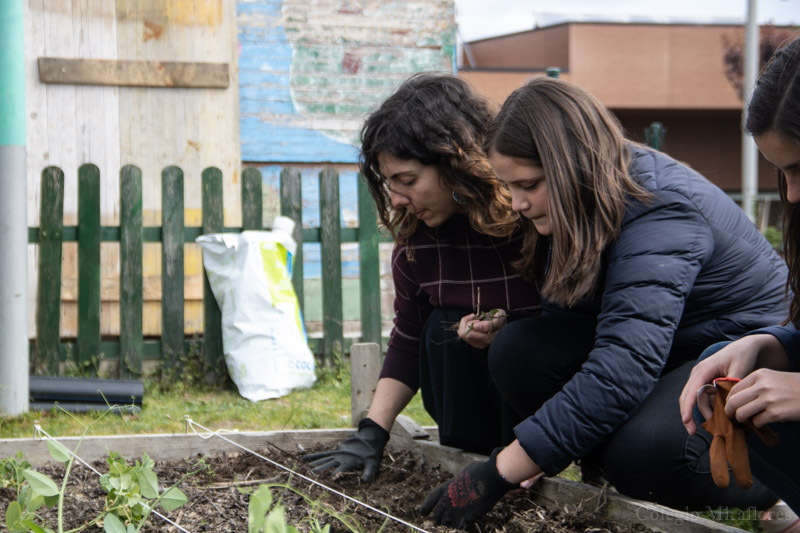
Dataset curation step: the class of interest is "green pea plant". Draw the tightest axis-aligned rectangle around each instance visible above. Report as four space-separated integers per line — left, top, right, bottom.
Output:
98 451 191 533
245 482 393 533
1 405 199 533
2 451 58 533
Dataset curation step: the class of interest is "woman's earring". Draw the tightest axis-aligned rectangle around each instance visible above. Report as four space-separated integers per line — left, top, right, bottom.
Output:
452 191 467 205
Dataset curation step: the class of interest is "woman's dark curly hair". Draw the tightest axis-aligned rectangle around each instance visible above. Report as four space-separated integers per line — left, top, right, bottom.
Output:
359 73 517 241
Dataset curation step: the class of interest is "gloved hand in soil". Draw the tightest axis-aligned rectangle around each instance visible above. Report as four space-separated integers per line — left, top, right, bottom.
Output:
701 377 779 489
419 447 517 529
302 417 390 483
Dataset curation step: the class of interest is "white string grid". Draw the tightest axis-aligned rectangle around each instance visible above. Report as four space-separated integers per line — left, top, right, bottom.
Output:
183 416 431 533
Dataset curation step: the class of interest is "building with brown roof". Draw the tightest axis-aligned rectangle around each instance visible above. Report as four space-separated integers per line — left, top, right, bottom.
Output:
458 22 799 221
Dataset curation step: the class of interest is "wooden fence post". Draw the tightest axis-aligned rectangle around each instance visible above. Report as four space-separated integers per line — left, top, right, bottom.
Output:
350 342 381 425
242 168 263 230
36 167 65 375
357 174 382 347
162 166 185 371
280 168 303 309
120 165 143 378
77 164 101 368
319 168 343 363
201 167 224 380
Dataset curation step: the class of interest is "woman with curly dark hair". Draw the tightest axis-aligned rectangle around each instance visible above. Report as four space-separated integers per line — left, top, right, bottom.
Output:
303 73 541 482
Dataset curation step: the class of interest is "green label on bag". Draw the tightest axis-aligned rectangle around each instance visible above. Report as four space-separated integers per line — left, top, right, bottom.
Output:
260 242 304 334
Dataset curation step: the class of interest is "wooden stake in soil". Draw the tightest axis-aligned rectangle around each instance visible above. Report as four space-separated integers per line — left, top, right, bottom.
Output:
350 342 381 425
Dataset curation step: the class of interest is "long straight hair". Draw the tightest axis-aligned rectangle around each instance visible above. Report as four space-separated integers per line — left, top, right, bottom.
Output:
487 77 651 307
359 73 517 243
746 37 800 326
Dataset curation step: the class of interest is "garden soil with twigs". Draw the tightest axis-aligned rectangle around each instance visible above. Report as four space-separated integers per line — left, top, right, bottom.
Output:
0 443 654 532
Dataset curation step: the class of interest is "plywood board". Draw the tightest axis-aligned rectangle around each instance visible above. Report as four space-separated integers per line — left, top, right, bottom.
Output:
38 57 230 88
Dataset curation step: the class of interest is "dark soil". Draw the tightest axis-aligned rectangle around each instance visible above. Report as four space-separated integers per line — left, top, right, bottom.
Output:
0 444 653 532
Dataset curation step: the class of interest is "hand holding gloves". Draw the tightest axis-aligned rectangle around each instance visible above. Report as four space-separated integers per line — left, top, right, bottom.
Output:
701 377 779 489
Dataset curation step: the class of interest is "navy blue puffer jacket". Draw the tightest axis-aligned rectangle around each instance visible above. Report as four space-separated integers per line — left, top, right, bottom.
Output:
515 145 789 475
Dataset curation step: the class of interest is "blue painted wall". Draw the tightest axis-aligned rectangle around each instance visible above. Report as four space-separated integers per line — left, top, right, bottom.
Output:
237 0 455 164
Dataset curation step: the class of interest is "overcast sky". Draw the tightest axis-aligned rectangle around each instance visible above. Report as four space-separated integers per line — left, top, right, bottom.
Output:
455 0 800 42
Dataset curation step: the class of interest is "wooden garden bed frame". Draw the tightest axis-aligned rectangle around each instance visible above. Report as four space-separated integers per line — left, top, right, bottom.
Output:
1 343 747 533
0 422 746 533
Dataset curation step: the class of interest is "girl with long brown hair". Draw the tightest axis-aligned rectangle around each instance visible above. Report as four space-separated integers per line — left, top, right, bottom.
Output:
420 76 789 529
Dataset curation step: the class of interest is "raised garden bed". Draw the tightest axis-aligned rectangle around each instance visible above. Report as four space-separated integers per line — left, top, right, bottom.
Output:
0 419 747 533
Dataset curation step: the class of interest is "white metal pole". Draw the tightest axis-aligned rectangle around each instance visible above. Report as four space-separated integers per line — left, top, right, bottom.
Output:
0 2 29 415
741 0 759 222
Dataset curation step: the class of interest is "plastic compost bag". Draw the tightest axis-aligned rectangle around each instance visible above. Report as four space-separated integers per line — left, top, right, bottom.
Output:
196 217 316 401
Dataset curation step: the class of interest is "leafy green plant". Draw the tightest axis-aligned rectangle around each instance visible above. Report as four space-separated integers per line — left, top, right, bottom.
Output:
245 483 372 533
99 451 188 532
247 484 300 533
0 452 30 492
2 452 56 533
314 344 348 385
153 337 233 393
2 403 200 533
763 225 783 252
62 344 101 378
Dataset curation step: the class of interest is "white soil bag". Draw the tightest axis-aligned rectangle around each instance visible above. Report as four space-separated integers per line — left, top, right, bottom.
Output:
196 217 316 400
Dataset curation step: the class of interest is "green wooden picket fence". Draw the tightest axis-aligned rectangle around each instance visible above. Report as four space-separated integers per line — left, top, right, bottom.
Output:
28 164 385 379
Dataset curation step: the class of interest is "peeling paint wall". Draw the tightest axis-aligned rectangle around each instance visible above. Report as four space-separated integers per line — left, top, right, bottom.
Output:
237 0 456 163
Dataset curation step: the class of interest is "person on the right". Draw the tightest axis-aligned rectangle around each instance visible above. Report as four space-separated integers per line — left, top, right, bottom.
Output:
680 37 800 514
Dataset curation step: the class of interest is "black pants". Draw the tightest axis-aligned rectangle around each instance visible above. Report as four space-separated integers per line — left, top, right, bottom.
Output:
488 312 777 511
418 308 520 455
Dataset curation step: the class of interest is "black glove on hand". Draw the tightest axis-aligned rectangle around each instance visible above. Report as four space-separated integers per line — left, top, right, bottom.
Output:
302 417 390 483
419 447 517 529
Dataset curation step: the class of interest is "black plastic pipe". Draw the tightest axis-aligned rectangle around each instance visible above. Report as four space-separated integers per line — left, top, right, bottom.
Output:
29 376 143 406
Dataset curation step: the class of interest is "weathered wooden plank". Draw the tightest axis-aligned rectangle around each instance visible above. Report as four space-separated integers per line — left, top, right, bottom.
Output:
0 429 354 469
77 164 102 369
242 167 263 230
280 168 304 308
36 167 65 375
38 57 230 88
527 475 745 533
162 166 185 370
120 165 143 378
319 168 343 361
350 343 381 425
357 174 382 346
202 167 224 378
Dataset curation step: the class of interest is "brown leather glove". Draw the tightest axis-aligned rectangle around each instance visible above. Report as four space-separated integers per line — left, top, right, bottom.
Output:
701 377 780 489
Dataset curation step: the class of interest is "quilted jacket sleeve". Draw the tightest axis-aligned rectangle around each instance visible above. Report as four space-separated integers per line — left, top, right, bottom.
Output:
514 189 714 474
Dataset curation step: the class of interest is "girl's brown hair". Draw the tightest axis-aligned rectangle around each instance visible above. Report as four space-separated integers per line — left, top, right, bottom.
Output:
746 37 800 326
359 73 517 242
487 77 651 307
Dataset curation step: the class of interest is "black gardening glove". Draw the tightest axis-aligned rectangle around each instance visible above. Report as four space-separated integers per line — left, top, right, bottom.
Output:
419 447 517 529
302 417 390 482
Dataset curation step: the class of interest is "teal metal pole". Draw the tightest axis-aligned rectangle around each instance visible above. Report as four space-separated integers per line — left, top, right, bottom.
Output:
0 2 29 415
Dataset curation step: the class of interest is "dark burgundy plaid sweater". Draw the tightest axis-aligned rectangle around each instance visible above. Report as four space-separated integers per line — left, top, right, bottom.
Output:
380 215 542 390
